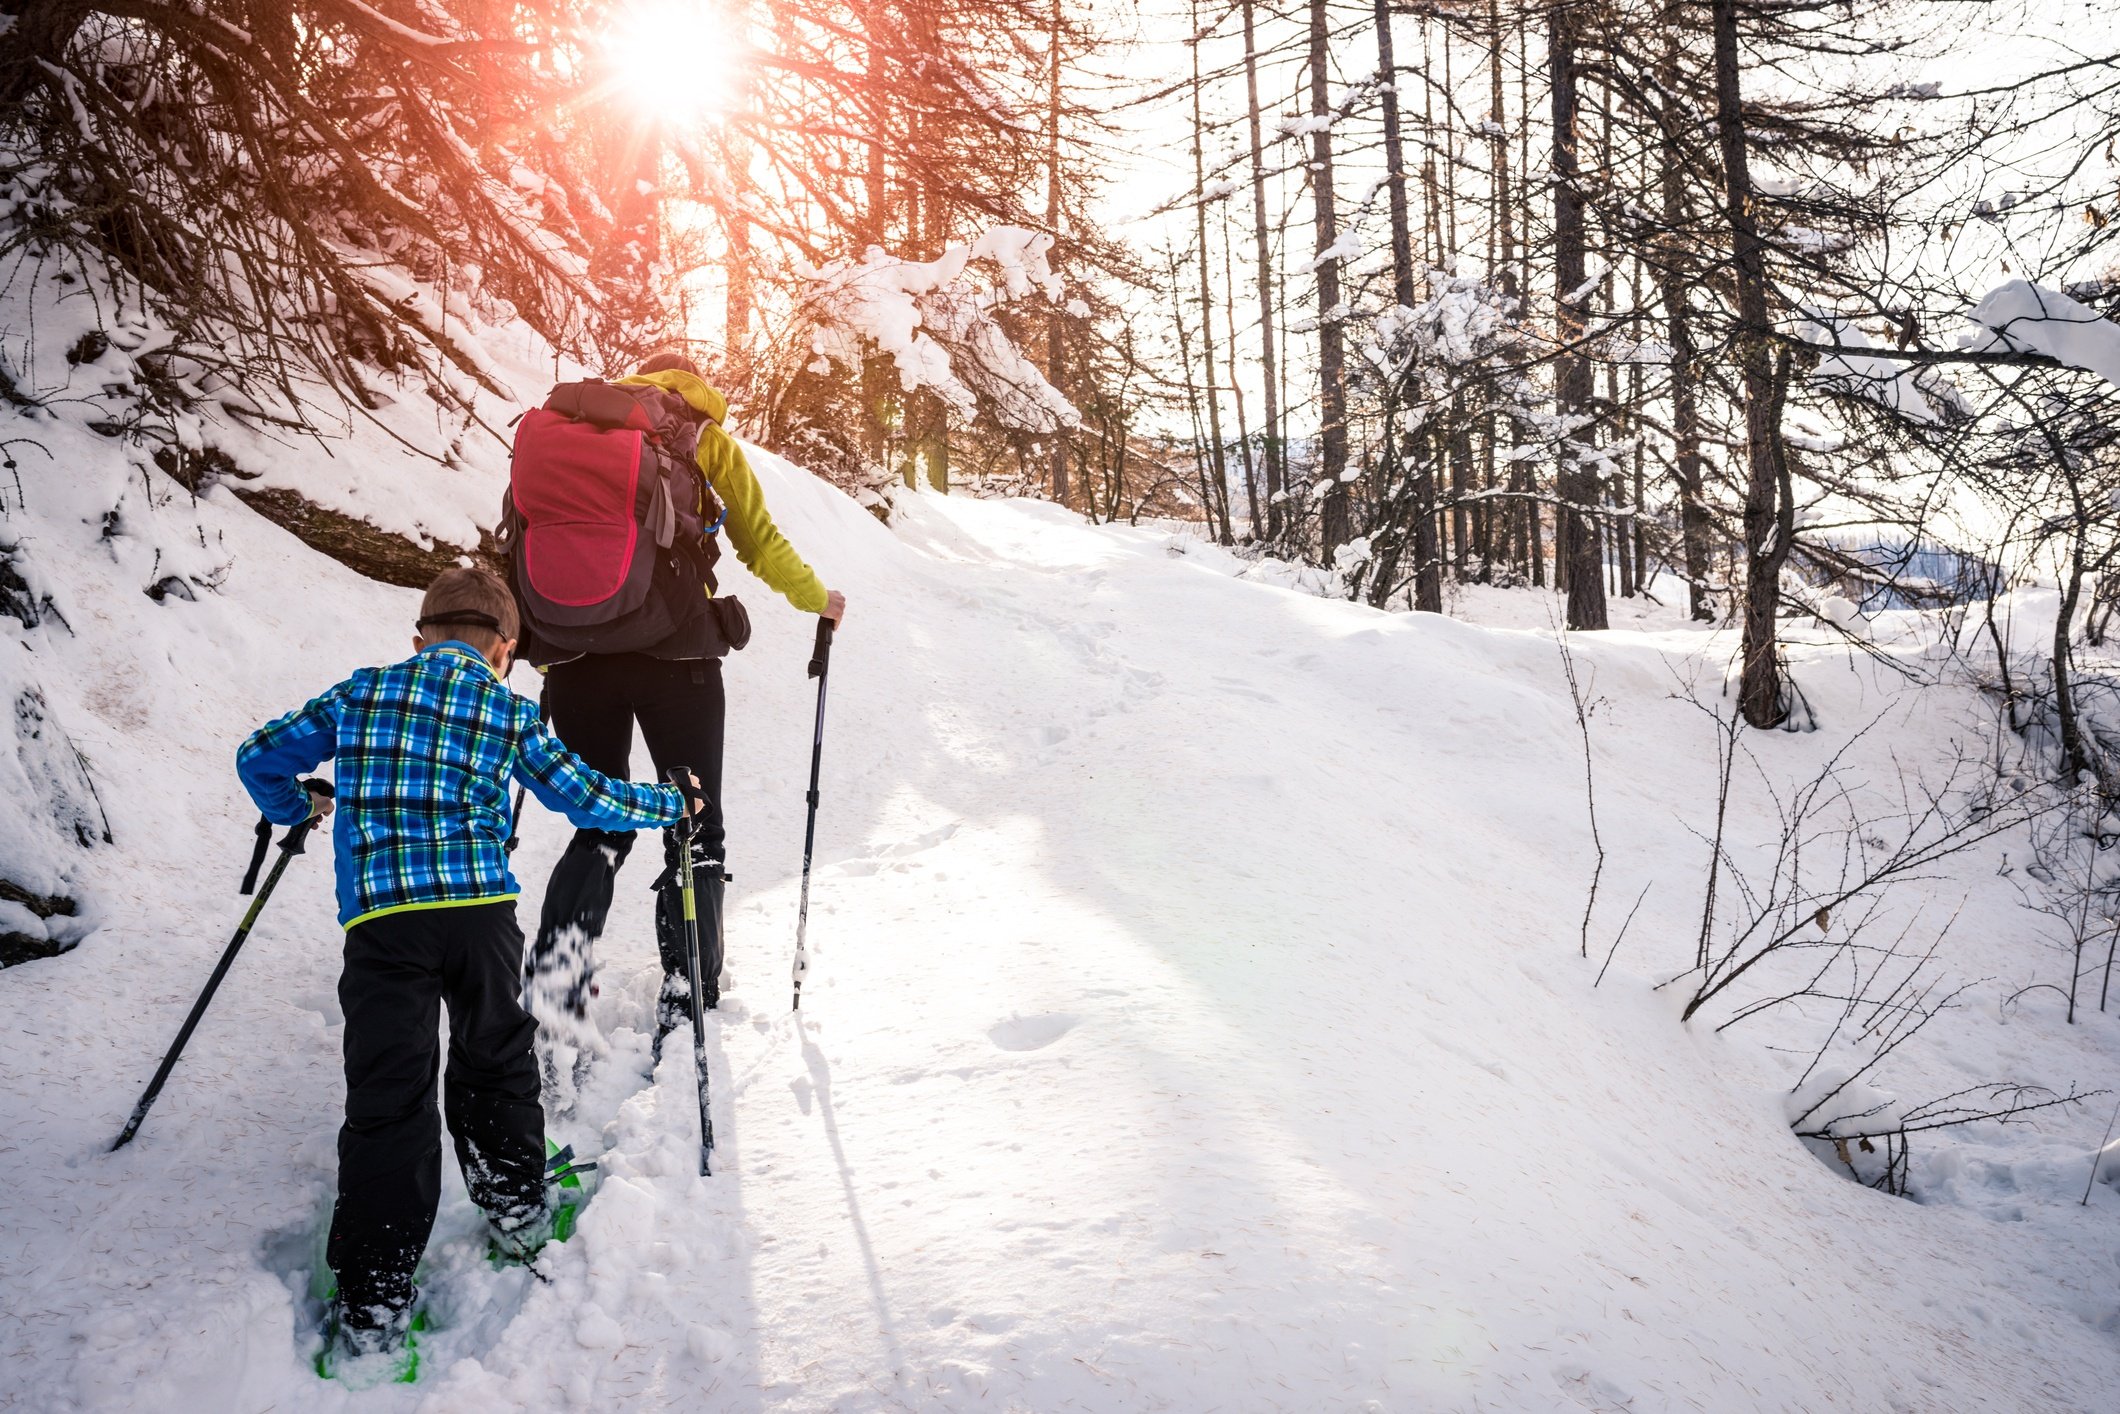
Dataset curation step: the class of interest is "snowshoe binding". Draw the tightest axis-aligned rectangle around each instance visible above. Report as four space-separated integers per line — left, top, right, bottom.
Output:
316 1298 427 1386
487 1138 598 1267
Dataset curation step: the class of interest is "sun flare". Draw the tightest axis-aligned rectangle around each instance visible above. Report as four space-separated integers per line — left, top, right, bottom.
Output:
604 1 736 123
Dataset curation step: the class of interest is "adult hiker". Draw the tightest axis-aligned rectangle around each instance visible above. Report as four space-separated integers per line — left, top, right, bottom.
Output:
234 568 702 1380
513 350 846 1051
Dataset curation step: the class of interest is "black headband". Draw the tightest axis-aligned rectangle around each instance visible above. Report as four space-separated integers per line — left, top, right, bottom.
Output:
418 610 504 631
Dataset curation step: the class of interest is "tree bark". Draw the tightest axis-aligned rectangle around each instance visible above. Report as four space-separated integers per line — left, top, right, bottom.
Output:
1550 1 1607 630
1241 0 1284 540
1044 0 1070 507
1489 0 1516 303
1712 0 1788 724
1657 21 1714 620
861 0 887 245
1310 0 1350 558
1373 0 1439 609
1221 211 1263 540
1374 0 1416 311
1191 0 1233 545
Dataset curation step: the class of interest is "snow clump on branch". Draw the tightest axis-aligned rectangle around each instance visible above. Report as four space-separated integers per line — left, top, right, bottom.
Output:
800 226 1080 436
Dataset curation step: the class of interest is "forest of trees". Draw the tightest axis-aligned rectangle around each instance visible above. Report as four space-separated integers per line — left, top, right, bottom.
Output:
4 1 2119 744
1139 0 2120 740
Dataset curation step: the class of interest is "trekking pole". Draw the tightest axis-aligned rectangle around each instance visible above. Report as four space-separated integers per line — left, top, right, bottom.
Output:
506 681 549 855
111 780 334 1152
792 617 835 1011
669 767 714 1177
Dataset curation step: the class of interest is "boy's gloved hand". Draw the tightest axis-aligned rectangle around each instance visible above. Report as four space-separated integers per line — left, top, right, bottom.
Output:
670 769 708 838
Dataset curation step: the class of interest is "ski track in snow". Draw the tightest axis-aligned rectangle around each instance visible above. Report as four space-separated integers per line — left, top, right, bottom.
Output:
3 450 2119 1412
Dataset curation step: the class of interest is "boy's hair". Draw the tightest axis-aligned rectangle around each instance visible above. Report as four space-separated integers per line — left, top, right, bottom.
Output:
637 349 700 377
418 567 518 656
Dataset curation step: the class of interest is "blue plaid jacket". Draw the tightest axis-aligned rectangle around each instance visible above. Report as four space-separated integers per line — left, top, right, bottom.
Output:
236 642 682 928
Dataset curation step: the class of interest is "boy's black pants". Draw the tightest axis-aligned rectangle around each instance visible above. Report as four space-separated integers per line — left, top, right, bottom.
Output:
328 902 544 1329
532 653 726 1006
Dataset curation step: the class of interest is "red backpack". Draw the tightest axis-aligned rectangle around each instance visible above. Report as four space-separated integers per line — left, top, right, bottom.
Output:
499 380 730 666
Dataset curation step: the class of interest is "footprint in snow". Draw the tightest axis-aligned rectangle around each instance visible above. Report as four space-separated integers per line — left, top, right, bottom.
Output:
987 1013 1078 1052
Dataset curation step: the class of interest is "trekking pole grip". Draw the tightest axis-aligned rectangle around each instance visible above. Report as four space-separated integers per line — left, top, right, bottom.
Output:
808 617 834 680
282 778 336 857
239 778 335 891
668 766 704 836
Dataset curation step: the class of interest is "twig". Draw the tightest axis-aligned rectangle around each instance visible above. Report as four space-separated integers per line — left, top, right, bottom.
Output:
2085 1098 2120 1206
1553 618 1604 960
1595 883 1652 988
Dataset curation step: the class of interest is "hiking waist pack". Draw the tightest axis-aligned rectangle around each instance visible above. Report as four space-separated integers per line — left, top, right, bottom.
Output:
501 380 741 667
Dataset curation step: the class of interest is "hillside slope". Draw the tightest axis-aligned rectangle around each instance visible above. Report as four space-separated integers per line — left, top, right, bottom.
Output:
1 442 2116 1412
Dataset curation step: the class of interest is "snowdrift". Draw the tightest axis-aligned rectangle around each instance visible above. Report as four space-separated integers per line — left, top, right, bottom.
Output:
2 422 2118 1411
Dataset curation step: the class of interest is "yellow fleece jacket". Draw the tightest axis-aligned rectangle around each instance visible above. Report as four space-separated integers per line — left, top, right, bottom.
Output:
617 370 830 614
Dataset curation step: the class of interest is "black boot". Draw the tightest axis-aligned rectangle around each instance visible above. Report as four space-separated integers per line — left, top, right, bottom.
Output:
652 857 725 1061
525 829 634 1031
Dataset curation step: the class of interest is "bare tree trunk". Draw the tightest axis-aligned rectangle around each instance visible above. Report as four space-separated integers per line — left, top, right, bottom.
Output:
1374 0 1439 609
1221 210 1263 540
1421 17 1441 265
2056 510 2095 784
860 0 891 466
1712 0 1788 723
1045 0 1070 507
1192 0 1234 546
1492 0 1526 585
1489 0 1516 302
1441 19 1458 261
1631 350 1647 590
1241 0 1285 539
1550 1 1607 630
1657 22 1714 619
1602 89 1632 601
1311 0 1350 558
1374 0 1416 310
1167 248 1216 531
862 0 887 244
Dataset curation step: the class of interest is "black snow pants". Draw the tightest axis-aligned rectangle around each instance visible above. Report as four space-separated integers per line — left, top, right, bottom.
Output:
532 653 727 1010
328 901 544 1330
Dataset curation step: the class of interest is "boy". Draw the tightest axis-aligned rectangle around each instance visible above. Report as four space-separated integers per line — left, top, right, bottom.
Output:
237 567 697 1378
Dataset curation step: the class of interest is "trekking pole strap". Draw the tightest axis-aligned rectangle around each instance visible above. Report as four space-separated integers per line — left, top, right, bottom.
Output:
238 817 273 896
807 617 834 680
507 682 549 854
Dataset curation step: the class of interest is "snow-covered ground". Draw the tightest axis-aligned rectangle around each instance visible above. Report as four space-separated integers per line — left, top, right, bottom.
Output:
3 433 2118 1411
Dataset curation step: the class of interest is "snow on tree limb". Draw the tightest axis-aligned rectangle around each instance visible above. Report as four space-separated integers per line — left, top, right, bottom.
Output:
1963 280 2120 389
801 227 1080 436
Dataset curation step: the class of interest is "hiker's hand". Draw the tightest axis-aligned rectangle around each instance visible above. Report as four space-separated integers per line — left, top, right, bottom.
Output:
304 784 335 820
670 769 709 835
823 590 847 626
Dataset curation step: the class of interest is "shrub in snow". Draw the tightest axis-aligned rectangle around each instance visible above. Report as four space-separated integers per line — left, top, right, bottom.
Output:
1336 269 1548 606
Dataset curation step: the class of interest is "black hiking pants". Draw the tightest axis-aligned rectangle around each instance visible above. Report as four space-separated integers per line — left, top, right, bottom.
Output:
533 653 726 1007
328 901 544 1329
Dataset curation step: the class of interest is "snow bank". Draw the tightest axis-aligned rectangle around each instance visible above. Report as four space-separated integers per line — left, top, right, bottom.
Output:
0 233 567 564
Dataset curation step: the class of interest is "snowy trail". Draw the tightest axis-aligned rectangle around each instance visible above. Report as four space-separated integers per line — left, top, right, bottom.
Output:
4 455 2118 1411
